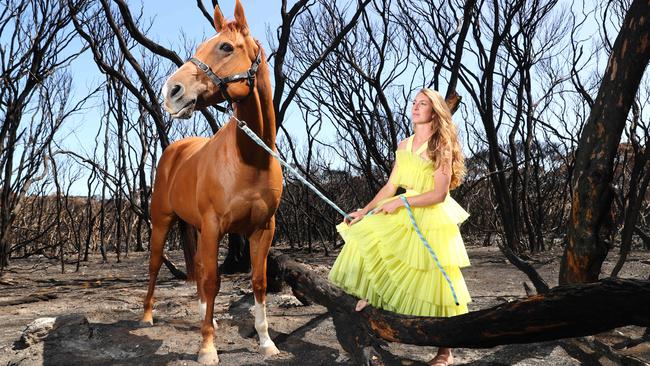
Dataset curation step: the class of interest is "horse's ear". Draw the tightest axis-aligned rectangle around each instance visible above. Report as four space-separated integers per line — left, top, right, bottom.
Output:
233 0 249 36
213 4 226 32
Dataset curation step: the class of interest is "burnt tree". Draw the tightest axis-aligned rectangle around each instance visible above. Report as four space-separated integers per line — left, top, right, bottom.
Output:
560 0 650 284
0 0 88 269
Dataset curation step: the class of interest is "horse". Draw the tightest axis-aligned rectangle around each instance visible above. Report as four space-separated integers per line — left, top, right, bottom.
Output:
141 1 282 364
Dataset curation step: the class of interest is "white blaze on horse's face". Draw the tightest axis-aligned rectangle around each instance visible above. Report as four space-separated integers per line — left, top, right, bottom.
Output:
161 37 221 120
162 22 257 120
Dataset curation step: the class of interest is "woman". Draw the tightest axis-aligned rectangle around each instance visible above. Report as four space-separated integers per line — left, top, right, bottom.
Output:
328 89 471 366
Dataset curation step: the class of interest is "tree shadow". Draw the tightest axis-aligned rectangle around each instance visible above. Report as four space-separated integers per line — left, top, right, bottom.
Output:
457 341 573 366
224 295 351 365
40 315 194 366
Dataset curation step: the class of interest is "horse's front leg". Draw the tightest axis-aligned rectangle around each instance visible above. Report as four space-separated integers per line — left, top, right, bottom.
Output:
196 216 223 365
249 217 280 357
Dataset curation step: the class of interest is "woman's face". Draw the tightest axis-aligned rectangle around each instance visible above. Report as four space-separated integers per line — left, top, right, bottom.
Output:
411 93 434 125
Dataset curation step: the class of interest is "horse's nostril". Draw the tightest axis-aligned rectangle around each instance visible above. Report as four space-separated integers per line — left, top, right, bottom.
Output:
170 84 182 98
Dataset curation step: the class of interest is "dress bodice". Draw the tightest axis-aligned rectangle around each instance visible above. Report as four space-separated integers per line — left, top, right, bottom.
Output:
390 135 436 193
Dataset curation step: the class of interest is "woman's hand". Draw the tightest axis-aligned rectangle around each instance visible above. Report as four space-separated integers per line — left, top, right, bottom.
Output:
344 209 367 226
376 199 404 214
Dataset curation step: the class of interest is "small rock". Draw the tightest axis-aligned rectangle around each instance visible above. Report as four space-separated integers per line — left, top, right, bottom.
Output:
275 294 303 308
216 313 233 321
17 314 89 348
19 317 56 346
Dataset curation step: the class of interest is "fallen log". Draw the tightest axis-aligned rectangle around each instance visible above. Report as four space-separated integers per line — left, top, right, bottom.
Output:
0 293 57 307
268 251 650 364
363 278 650 347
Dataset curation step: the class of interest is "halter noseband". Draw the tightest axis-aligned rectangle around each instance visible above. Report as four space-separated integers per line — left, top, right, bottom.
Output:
188 50 262 106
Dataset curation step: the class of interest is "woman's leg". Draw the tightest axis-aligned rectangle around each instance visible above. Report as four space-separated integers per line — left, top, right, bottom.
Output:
355 299 369 312
428 348 453 366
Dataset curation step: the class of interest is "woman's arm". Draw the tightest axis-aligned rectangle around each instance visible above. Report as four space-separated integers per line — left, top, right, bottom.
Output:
359 138 407 213
402 161 451 207
361 179 399 214
345 163 399 225
345 140 405 224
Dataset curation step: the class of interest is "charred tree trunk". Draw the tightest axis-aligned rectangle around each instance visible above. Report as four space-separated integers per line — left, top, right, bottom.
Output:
361 278 650 347
612 154 650 277
221 233 251 274
162 254 189 280
560 0 650 284
269 251 650 363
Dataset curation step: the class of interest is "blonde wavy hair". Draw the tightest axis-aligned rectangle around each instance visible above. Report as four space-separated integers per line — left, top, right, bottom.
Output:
418 89 466 189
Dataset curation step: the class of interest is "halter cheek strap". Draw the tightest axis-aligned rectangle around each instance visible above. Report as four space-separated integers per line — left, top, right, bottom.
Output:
188 50 262 106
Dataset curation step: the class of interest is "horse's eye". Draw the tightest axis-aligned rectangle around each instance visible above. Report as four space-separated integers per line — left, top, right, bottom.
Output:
220 43 234 53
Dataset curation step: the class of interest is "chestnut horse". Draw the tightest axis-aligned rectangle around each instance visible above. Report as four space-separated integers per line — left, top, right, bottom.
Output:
141 1 282 364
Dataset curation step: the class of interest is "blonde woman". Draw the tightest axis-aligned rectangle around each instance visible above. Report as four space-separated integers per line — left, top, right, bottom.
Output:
329 89 471 366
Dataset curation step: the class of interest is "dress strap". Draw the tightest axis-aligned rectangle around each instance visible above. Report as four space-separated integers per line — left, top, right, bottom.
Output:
414 139 429 156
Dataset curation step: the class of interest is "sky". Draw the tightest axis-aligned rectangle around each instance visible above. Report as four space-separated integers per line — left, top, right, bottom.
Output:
140 1 280 49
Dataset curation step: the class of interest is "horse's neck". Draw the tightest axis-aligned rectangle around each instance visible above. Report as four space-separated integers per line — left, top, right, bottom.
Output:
233 65 276 161
235 91 274 144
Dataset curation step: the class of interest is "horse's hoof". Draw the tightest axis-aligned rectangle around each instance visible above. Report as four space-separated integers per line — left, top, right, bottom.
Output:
197 349 219 365
260 343 280 358
140 317 153 327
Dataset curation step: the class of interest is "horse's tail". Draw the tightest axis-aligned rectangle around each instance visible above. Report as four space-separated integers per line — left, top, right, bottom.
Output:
178 219 197 281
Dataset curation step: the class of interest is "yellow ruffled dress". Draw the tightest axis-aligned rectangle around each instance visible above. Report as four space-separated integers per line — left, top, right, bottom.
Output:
328 135 471 317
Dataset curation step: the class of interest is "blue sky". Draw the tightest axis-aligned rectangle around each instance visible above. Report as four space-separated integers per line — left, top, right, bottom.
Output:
140 1 280 51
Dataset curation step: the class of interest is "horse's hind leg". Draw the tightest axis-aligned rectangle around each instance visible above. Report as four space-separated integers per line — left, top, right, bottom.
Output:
249 217 280 357
142 209 175 325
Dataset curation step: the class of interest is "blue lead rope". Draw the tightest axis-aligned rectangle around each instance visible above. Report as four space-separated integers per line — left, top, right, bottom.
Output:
234 116 352 221
399 195 460 306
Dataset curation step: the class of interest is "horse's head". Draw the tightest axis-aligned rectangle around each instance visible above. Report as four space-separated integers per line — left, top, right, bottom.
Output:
162 0 260 119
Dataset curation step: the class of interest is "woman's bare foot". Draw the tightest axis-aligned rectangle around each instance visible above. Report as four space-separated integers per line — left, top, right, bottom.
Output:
355 299 369 312
428 348 453 366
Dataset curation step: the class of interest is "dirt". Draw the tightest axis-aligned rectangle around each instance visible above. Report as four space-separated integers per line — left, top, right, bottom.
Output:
0 244 649 366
